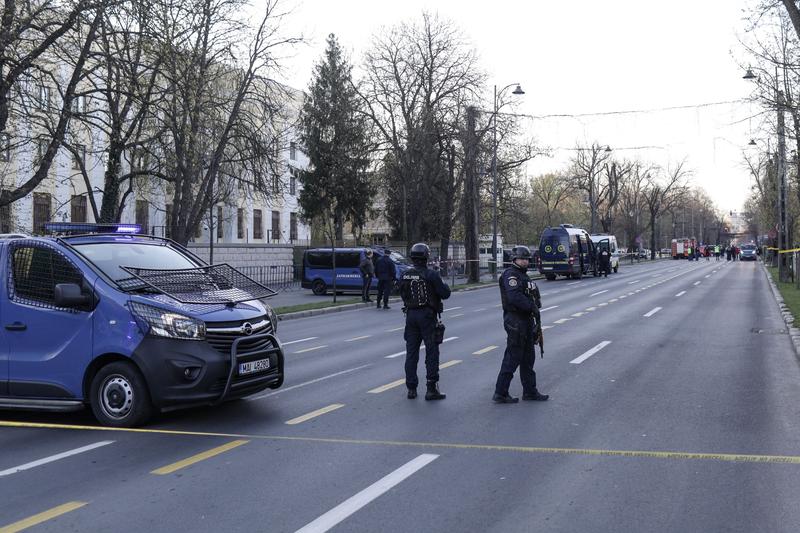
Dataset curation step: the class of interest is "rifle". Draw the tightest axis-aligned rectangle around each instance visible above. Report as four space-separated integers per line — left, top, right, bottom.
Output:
530 284 544 358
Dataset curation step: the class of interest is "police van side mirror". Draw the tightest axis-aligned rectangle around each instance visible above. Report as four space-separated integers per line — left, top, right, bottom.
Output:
54 283 92 308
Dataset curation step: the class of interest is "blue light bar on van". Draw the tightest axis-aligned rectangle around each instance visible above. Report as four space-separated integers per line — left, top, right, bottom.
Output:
44 222 142 235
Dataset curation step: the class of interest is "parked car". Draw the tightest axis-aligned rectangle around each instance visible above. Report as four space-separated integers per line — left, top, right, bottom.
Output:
0 223 284 427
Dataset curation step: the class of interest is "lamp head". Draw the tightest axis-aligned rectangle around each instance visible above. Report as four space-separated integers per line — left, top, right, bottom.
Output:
512 84 525 95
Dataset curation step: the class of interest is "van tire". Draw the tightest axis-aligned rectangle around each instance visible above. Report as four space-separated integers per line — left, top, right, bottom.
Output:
90 361 152 428
311 279 327 295
545 274 556 281
613 265 618 273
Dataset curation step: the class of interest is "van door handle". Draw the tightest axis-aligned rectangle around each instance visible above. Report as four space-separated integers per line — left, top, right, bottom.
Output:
5 322 26 331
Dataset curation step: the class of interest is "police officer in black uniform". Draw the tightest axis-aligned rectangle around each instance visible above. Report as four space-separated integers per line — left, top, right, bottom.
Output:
400 243 451 400
493 245 549 403
598 245 611 278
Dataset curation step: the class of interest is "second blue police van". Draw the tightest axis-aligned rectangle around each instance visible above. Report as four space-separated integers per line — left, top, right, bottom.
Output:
301 247 410 295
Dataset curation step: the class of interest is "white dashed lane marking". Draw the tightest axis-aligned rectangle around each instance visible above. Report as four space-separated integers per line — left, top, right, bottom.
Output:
643 307 662 317
282 337 319 346
590 290 608 297
675 291 686 297
570 341 612 364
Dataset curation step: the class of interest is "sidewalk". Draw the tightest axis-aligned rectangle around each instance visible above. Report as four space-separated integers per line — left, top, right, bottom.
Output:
267 271 495 310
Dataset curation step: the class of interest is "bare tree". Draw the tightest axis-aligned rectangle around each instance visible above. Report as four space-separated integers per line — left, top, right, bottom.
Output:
531 172 573 227
150 0 300 245
358 12 484 251
643 161 690 259
0 1 111 208
571 143 612 233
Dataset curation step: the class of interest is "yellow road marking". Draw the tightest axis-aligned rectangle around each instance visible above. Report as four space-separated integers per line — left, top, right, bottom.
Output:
473 346 498 355
345 335 371 342
285 404 345 425
295 345 327 354
3 421 800 465
368 379 405 394
0 501 87 533
151 440 249 475
368 360 463 393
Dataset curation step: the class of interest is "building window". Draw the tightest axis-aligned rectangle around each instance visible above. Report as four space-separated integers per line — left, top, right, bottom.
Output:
72 95 85 114
35 139 47 165
0 191 11 233
273 174 281 194
70 195 87 223
135 200 149 234
165 204 172 239
290 212 298 242
253 209 263 239
33 193 51 235
289 169 297 196
273 138 280 160
37 85 50 110
73 144 85 170
216 206 223 239
289 141 296 160
271 210 280 242
237 208 244 239
0 133 10 162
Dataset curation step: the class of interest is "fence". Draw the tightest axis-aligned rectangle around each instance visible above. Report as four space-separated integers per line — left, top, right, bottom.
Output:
238 264 300 291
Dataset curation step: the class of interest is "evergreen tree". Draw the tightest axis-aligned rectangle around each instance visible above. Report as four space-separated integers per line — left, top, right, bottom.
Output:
299 34 374 242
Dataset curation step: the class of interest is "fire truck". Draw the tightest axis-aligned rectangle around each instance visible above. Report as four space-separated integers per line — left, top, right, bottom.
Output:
671 237 697 259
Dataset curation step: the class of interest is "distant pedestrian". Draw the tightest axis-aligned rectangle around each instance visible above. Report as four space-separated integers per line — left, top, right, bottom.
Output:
359 249 375 302
400 243 451 400
375 249 396 309
598 246 611 277
715 245 720 261
726 246 732 261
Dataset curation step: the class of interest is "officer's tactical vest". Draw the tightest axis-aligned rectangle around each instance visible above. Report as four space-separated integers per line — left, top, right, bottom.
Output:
401 268 431 309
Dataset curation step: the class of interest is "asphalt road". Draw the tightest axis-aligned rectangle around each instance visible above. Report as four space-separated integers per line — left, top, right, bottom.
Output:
2 258 800 532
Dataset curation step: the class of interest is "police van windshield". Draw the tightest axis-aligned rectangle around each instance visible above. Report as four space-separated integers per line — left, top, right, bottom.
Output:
540 234 568 256
73 242 199 282
389 251 409 265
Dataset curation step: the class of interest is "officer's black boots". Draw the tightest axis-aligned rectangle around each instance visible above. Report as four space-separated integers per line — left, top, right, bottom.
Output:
425 382 446 400
407 388 417 399
492 393 519 404
522 391 550 401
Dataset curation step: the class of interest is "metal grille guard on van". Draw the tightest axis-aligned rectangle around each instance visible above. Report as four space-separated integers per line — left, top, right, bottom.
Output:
213 332 284 404
120 264 277 305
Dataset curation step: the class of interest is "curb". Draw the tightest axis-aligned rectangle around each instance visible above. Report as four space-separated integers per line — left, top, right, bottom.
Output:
760 261 800 356
277 279 500 321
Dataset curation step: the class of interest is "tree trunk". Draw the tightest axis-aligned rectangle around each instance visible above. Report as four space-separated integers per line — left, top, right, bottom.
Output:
99 140 124 223
463 106 479 283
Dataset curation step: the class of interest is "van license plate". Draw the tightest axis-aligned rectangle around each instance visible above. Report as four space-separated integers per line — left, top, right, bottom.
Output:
542 267 552 270
239 358 270 375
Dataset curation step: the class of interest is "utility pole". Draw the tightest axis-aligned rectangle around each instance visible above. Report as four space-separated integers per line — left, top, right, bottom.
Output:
777 83 789 282
464 106 480 283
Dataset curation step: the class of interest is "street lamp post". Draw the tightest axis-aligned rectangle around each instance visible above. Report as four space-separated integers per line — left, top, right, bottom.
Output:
491 83 524 280
744 67 788 281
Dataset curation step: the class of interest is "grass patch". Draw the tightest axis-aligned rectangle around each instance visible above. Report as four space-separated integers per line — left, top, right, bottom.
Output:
275 297 363 315
766 266 800 319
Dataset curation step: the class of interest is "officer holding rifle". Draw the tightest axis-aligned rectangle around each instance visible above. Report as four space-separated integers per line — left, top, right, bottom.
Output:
493 246 549 404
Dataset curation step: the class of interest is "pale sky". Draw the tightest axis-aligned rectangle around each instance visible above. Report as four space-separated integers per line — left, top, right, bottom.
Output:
258 0 760 213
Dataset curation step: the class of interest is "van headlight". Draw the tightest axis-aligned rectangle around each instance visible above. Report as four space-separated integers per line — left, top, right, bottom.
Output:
130 302 206 340
265 304 278 334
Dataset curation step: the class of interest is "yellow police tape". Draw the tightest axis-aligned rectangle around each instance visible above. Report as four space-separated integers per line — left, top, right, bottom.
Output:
2 420 799 465
765 246 800 254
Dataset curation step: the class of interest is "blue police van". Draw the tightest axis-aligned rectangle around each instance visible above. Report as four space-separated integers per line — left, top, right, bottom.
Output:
537 224 597 280
301 247 410 295
0 223 284 427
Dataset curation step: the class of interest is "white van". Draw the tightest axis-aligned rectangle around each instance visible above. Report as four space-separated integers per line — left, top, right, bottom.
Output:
589 234 620 273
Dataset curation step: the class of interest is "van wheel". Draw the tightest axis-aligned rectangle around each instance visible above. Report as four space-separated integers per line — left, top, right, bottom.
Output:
90 361 152 428
311 279 327 295
545 274 556 281
613 265 618 273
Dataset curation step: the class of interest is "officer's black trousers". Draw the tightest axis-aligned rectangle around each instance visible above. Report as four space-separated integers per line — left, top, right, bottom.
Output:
495 318 536 396
377 279 391 306
404 308 439 388
361 274 373 301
